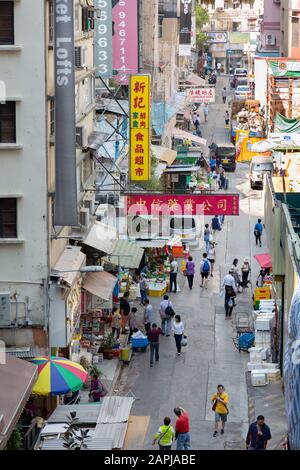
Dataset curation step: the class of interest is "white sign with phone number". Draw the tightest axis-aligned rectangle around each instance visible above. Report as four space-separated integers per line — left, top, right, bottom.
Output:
187 88 215 103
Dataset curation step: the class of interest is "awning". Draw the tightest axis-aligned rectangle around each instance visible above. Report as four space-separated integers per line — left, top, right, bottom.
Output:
254 253 272 268
151 145 177 165
134 239 168 248
103 240 144 269
0 355 38 449
84 221 117 254
172 127 207 146
95 98 129 116
186 73 206 87
88 131 111 150
83 271 117 301
52 246 86 287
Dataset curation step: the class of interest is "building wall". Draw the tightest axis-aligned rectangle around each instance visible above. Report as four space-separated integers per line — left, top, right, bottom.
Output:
281 0 300 57
0 0 48 328
259 0 280 52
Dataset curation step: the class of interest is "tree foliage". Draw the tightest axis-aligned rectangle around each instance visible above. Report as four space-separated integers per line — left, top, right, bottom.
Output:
195 4 209 50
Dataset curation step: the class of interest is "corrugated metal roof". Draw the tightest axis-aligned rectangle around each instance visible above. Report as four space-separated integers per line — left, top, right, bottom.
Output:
103 240 144 269
96 396 134 424
6 347 37 358
40 437 113 450
47 404 102 424
94 423 127 450
84 221 117 254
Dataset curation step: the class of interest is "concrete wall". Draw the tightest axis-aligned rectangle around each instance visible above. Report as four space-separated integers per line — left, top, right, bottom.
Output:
260 0 280 51
0 0 48 326
281 0 300 57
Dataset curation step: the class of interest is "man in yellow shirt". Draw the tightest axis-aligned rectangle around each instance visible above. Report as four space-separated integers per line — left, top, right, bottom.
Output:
211 384 229 437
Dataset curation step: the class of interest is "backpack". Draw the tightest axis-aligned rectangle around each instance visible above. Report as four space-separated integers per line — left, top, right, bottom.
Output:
202 260 210 273
165 302 175 317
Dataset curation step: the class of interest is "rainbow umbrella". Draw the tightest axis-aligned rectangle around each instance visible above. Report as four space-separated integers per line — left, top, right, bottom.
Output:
30 356 88 396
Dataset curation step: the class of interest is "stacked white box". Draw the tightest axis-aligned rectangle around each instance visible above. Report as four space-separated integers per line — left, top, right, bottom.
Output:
261 347 270 360
251 371 269 386
248 362 264 371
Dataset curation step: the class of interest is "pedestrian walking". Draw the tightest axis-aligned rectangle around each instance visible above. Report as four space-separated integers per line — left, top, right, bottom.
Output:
143 299 154 336
203 103 209 122
174 407 191 450
241 257 251 288
148 323 162 367
139 273 149 305
207 242 216 277
231 258 241 291
111 306 121 340
211 385 229 437
194 114 202 137
128 307 137 341
246 415 272 450
159 294 173 336
172 314 184 355
169 257 178 293
211 214 221 235
89 374 107 403
203 223 211 251
256 269 265 288
120 291 130 333
224 110 229 126
210 156 216 172
218 164 226 189
222 268 237 319
185 256 195 290
254 218 263 247
152 417 175 450
200 253 211 288
222 87 227 104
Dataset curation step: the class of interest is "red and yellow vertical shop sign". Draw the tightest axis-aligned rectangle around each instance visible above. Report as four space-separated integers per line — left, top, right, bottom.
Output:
130 75 151 181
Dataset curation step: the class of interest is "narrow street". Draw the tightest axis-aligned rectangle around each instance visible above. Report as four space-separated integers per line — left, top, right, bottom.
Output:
117 78 266 450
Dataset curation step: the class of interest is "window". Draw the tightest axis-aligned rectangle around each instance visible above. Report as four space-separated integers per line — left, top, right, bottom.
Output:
49 0 54 43
233 22 240 31
74 4 80 32
224 1 229 9
0 1 14 45
292 16 299 48
0 102 16 143
250 0 254 8
50 99 54 136
0 198 17 238
158 0 164 38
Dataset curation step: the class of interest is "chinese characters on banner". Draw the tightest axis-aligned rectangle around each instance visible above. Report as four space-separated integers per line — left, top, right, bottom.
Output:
130 75 151 181
125 194 239 216
112 0 138 85
187 88 215 103
179 0 192 56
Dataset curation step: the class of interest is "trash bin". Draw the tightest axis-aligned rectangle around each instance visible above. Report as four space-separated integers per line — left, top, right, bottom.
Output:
120 347 130 361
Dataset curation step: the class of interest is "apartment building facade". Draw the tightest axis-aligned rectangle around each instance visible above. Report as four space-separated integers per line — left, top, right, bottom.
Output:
0 0 97 355
257 0 280 56
280 0 300 57
200 0 263 70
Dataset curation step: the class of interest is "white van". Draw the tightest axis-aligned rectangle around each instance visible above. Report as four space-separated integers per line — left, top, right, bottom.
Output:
169 215 199 248
234 68 248 77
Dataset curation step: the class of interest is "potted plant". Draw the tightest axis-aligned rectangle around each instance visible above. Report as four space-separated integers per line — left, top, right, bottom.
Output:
102 332 115 359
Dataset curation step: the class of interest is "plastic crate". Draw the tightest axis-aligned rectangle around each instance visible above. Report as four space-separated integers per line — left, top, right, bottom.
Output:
131 337 149 349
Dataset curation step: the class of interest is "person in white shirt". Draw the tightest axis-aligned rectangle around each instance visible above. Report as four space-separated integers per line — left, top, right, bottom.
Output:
170 257 179 293
172 315 185 355
160 294 173 336
222 269 237 319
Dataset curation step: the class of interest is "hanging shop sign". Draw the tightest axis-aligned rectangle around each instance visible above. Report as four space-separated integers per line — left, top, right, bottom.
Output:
205 32 227 44
179 0 192 55
112 0 138 85
54 0 77 226
129 75 151 181
95 0 113 78
125 194 240 216
269 60 300 77
187 87 215 103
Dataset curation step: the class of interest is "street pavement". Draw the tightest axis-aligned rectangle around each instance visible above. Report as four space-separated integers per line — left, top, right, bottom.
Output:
116 77 285 450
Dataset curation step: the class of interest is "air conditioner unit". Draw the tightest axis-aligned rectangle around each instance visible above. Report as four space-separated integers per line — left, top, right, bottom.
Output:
0 292 11 327
266 34 276 46
79 208 90 228
76 126 88 148
75 46 86 68
273 0 280 4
